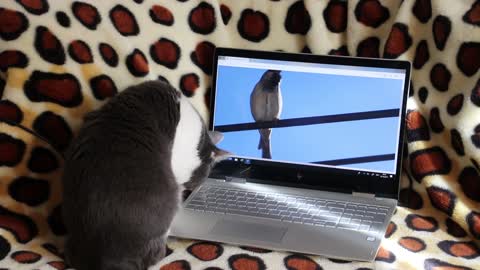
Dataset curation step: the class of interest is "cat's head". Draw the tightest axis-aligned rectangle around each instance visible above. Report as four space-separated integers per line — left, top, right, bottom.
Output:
171 93 231 189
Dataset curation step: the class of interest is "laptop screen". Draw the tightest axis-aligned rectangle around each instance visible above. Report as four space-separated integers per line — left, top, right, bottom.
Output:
211 49 409 195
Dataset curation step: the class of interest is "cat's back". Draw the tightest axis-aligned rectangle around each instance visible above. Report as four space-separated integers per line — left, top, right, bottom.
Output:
62 81 182 202
83 81 180 140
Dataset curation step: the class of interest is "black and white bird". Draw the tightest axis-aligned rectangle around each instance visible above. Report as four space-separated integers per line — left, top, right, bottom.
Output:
250 70 283 159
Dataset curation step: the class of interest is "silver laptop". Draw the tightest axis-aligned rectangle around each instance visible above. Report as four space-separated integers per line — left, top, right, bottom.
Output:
170 48 410 261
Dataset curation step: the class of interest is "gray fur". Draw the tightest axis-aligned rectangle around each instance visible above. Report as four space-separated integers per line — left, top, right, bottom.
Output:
62 80 226 270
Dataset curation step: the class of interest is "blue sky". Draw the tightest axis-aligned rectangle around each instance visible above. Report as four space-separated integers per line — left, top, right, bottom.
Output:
213 66 405 173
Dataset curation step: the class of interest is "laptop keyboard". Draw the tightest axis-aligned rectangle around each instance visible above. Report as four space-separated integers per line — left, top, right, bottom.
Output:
185 185 389 234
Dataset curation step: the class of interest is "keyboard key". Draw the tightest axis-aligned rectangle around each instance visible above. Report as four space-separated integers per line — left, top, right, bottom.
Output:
288 207 298 213
191 205 205 211
269 210 281 215
314 221 326 227
298 208 310 214
257 203 267 209
286 197 296 202
351 219 362 225
302 217 313 223
313 211 326 217
339 217 350 224
328 207 344 212
266 198 277 203
338 223 359 230
228 209 250 216
291 213 302 219
283 216 294 223
300 213 311 219
277 201 289 207
327 203 346 208
304 220 314 225
216 203 227 209
189 203 206 208
306 199 316 204
313 216 338 222
292 218 303 224
251 212 277 220
315 201 326 207
361 220 372 225
325 221 337 228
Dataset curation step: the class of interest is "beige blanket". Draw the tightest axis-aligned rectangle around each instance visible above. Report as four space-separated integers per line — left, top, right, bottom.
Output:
0 0 479 269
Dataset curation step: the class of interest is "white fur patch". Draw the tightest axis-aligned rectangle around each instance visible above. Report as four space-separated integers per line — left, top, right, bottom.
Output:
170 95 203 185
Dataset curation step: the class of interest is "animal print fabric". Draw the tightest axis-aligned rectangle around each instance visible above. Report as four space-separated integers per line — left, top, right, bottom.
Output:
0 0 479 269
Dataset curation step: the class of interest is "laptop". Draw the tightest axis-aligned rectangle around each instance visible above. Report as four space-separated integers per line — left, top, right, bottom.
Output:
170 48 410 261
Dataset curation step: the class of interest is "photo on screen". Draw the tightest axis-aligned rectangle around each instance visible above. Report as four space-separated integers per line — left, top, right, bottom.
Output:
213 64 404 174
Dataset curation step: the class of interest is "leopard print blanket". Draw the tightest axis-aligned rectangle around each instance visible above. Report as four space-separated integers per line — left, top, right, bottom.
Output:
0 0 479 269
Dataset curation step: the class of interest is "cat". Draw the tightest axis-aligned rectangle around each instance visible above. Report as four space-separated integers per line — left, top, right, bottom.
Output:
61 80 229 270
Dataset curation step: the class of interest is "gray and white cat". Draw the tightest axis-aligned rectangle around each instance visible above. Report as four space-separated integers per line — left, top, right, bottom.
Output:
62 80 228 270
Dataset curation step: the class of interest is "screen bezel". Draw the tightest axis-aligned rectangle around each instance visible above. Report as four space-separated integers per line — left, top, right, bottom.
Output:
209 47 411 199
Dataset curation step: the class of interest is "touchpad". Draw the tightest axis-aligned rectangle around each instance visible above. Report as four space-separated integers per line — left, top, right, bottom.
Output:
209 219 287 243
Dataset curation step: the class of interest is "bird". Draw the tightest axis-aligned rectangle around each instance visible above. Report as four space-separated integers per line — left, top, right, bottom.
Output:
250 70 283 159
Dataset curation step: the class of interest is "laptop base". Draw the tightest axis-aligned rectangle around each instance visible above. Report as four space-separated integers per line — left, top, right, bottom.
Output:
170 178 396 262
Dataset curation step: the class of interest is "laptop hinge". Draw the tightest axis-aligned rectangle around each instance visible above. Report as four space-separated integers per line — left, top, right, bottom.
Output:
352 192 375 199
225 176 247 184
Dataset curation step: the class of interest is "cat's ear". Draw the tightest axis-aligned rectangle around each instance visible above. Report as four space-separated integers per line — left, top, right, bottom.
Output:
208 131 224 145
211 147 232 162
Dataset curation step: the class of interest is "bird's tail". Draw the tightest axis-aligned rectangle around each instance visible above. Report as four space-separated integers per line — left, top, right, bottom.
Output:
258 129 272 159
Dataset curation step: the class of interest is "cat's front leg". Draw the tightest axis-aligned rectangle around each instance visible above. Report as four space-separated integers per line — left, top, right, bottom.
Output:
144 235 168 270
